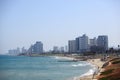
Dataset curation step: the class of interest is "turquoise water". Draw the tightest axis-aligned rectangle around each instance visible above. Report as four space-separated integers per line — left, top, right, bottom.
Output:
0 55 93 80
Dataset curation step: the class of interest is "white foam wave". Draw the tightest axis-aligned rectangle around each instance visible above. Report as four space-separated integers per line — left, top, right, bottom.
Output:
53 56 74 60
68 62 99 80
80 66 98 77
71 63 90 67
81 69 94 77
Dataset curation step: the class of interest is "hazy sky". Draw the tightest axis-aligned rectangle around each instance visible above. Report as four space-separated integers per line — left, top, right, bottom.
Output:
0 0 120 54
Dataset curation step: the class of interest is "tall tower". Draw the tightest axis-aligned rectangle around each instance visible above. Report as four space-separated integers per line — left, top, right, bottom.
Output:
68 40 76 53
28 41 43 54
33 41 43 54
76 34 89 52
97 35 108 52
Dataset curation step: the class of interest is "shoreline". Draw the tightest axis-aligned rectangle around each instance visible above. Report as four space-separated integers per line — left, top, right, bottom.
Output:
73 58 105 80
52 55 105 80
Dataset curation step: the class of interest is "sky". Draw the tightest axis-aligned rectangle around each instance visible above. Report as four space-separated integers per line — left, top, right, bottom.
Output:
0 0 120 54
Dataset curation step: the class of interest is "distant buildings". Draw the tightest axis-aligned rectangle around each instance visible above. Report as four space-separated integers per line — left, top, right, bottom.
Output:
89 37 97 47
53 46 59 53
68 34 108 53
68 40 76 53
69 34 89 53
97 35 108 52
53 46 65 53
60 46 64 53
21 47 27 53
64 45 68 52
76 34 89 52
8 48 20 55
28 41 43 54
8 41 44 55
8 35 108 54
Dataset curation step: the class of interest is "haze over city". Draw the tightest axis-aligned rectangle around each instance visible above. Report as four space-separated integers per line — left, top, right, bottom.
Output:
0 0 120 54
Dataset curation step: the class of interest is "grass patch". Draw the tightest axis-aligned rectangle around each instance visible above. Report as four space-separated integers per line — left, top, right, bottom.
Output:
100 69 114 75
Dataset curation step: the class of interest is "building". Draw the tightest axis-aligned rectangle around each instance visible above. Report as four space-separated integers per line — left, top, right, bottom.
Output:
21 47 27 53
89 37 97 47
97 35 108 52
68 40 76 53
64 45 68 52
8 47 21 55
34 41 43 53
28 41 43 54
59 46 64 53
76 37 80 52
53 46 59 53
76 34 89 52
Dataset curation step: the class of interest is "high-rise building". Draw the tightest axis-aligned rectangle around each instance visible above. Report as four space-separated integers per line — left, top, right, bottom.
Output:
33 41 43 53
76 34 89 52
22 47 27 53
76 37 80 52
89 37 97 47
60 46 64 53
97 35 108 52
53 46 59 52
28 41 43 54
68 34 108 53
64 45 68 52
68 40 76 53
8 47 21 55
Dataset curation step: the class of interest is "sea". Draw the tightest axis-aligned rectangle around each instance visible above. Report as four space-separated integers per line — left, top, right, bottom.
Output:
0 55 96 80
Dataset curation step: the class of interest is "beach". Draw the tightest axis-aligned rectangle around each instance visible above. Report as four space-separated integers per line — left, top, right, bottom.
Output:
53 55 105 80
74 58 105 80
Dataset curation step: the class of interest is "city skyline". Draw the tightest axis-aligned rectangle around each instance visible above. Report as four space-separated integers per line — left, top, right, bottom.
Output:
0 0 120 54
7 34 108 54
68 34 108 53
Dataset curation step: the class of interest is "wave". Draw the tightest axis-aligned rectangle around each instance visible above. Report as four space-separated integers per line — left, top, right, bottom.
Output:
53 56 74 60
80 66 98 77
71 62 92 67
72 63 87 67
70 63 98 80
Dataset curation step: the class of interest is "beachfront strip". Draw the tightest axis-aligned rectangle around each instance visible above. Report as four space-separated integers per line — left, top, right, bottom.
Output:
76 57 120 80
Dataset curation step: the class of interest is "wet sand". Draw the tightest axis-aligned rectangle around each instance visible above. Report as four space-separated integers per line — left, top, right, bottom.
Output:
75 59 105 80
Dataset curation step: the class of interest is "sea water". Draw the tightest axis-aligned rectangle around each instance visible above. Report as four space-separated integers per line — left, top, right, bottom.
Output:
0 55 94 80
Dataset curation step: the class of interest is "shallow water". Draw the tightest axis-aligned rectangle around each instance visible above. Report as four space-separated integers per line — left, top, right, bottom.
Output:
0 55 94 80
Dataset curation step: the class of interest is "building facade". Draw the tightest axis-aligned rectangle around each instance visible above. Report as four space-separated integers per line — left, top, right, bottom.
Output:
68 34 108 53
89 37 97 47
68 40 76 53
28 41 43 54
76 34 89 52
97 35 108 52
53 46 59 53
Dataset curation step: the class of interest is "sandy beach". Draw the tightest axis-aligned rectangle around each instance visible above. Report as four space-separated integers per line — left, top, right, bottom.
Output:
75 58 105 80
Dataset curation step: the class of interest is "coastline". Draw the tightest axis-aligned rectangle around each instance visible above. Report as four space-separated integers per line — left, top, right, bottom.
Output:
52 55 105 80
74 58 105 80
